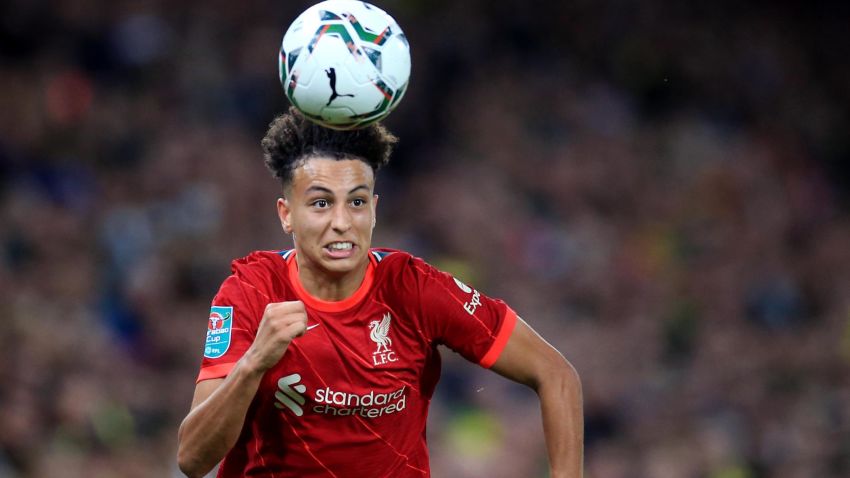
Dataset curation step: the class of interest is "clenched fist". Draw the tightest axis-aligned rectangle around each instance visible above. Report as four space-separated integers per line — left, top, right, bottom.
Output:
243 301 308 373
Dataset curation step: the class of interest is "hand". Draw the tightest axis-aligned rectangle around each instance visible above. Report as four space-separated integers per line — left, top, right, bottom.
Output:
243 301 308 373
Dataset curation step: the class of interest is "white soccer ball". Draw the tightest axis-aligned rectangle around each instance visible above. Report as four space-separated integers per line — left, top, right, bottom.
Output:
279 0 411 130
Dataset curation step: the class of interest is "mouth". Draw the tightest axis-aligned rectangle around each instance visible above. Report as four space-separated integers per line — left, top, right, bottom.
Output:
323 241 356 258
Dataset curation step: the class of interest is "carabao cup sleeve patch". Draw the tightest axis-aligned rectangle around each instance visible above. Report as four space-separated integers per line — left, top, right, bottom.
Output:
204 306 233 359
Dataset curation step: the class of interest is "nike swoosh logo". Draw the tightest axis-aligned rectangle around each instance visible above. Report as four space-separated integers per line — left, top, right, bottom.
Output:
306 324 320 331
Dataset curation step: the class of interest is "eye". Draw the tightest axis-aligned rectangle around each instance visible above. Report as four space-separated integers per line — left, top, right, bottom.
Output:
312 199 329 208
351 198 366 207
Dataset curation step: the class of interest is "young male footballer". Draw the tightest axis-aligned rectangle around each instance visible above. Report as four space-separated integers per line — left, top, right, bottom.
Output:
177 109 583 477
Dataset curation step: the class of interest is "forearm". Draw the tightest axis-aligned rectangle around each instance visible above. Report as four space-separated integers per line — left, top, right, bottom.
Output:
487 319 584 477
177 358 265 477
538 361 583 478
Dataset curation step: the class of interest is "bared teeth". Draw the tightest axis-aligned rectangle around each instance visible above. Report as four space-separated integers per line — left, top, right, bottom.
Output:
328 242 353 251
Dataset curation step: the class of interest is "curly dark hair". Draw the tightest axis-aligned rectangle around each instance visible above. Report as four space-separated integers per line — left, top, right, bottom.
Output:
261 107 398 190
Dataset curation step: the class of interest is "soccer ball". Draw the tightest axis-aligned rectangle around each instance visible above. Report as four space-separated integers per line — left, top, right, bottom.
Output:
279 0 411 130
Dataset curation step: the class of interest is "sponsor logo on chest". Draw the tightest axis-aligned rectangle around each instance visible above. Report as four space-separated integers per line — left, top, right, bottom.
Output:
270 313 410 418
274 373 407 418
369 312 398 366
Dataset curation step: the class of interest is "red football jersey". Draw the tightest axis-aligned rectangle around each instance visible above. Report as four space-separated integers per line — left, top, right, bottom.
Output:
197 249 517 478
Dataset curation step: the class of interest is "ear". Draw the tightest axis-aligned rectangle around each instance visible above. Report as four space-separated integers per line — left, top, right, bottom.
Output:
277 197 293 234
372 194 379 229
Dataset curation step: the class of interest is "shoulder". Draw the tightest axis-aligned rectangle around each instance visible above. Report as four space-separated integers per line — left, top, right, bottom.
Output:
231 249 287 271
369 248 432 275
209 251 287 309
370 248 451 292
228 250 289 285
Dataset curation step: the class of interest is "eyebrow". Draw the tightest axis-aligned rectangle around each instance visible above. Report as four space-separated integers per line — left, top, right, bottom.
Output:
305 184 371 195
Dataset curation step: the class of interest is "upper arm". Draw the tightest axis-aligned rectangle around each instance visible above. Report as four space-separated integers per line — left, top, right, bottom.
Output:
190 378 226 410
489 317 574 389
410 257 517 366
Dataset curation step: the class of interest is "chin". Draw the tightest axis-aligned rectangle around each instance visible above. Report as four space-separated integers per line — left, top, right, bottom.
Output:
320 255 364 275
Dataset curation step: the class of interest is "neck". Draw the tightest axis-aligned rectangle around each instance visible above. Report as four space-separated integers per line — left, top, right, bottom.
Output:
295 256 369 301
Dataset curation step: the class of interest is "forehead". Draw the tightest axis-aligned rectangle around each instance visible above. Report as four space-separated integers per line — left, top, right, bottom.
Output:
289 157 375 194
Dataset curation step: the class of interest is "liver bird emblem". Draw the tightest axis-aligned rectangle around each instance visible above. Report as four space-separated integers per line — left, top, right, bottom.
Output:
369 313 393 354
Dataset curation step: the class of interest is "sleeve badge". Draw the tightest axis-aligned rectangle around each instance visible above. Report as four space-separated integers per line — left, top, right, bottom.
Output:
204 306 233 359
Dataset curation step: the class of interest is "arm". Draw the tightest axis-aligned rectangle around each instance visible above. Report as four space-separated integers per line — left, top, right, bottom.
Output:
489 317 583 478
176 301 308 478
177 367 261 478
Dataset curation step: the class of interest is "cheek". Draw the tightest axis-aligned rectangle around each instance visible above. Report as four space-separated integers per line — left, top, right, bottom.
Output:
358 211 376 231
291 212 321 235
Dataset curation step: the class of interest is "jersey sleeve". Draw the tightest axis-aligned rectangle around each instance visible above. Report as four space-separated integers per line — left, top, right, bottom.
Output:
196 273 267 383
411 258 517 368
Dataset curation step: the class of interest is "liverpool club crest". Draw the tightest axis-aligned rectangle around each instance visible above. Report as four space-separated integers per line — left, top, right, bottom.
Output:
369 313 398 365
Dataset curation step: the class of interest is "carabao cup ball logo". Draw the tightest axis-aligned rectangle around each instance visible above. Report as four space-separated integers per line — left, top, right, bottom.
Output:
279 0 411 130
208 312 225 330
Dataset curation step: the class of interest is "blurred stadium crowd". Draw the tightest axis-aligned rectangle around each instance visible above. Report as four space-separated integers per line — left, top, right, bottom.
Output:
1 1 848 477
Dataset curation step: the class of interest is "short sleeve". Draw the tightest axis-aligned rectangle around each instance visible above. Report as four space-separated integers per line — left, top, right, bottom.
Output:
196 274 266 382
413 259 517 368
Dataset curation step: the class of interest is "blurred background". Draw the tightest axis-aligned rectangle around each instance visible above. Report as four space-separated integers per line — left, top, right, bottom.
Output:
1 0 849 476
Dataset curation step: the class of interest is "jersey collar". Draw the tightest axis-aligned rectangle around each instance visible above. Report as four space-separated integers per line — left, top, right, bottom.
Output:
284 251 376 312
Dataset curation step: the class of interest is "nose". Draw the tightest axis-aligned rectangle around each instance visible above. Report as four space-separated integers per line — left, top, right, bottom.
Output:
330 203 352 233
